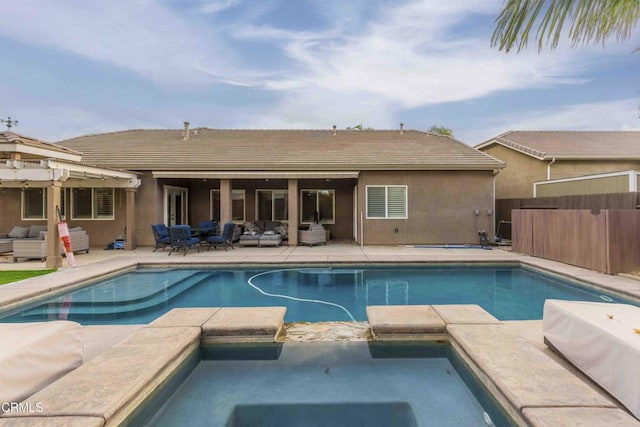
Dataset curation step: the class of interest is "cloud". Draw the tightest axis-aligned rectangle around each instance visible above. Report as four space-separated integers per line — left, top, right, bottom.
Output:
196 0 242 14
231 0 608 128
0 0 235 88
2 0 636 141
463 98 640 145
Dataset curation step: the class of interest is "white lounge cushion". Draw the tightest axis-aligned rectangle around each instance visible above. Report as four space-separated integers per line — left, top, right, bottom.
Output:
0 321 83 403
543 300 640 419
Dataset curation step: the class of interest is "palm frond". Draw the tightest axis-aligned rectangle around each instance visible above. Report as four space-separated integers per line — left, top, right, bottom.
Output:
492 0 640 52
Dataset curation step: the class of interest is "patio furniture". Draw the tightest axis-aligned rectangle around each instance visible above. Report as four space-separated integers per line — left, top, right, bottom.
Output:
239 233 261 247
197 220 217 238
243 220 288 242
0 239 12 254
543 299 640 419
259 232 282 247
12 228 90 262
151 224 171 252
168 225 201 256
0 224 49 254
298 224 327 246
207 222 235 251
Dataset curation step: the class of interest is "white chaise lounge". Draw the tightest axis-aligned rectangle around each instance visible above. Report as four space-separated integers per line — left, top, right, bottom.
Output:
0 321 83 404
543 299 640 419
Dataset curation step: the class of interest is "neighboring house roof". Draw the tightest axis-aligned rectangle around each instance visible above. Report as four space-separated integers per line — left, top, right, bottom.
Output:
57 128 504 171
0 131 82 162
475 131 640 160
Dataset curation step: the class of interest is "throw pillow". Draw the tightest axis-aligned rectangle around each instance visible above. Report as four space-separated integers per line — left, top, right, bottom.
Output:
275 225 288 238
28 225 48 238
8 226 30 239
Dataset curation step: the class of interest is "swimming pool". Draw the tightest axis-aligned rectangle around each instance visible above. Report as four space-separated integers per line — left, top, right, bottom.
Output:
1 264 633 325
128 341 514 427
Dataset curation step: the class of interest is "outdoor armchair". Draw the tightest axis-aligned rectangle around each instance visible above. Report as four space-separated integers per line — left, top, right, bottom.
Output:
298 224 327 246
168 225 201 256
206 222 235 251
150 224 171 252
197 220 217 237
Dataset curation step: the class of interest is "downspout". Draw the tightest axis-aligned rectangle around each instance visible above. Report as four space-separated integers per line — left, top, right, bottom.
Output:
546 157 556 180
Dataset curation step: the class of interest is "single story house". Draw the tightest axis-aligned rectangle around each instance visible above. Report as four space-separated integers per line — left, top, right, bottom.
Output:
1 125 504 264
475 131 640 199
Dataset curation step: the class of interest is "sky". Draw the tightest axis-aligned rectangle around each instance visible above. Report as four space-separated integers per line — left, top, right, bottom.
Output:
0 0 639 146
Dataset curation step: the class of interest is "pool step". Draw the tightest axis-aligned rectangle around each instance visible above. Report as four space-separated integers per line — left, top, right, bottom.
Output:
13 272 215 320
58 269 200 304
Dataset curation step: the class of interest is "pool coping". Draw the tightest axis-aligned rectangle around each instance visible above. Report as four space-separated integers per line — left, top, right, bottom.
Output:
2 305 639 426
1 255 640 316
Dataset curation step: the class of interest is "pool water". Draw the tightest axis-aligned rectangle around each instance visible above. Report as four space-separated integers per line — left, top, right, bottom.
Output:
131 342 514 427
1 265 631 324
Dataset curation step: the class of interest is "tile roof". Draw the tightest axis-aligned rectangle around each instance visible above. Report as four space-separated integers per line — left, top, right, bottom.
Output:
57 128 504 171
475 130 640 160
0 131 81 158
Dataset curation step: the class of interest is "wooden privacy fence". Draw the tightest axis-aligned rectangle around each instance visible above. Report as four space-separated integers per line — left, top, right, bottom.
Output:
496 192 640 225
512 209 640 275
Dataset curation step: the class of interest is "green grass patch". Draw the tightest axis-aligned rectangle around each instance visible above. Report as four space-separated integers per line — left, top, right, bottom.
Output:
0 270 56 285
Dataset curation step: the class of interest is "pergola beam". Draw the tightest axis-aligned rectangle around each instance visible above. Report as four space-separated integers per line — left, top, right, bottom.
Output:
0 159 141 188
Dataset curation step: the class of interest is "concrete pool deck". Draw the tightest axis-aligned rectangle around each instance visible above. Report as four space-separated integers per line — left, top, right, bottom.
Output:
1 243 640 425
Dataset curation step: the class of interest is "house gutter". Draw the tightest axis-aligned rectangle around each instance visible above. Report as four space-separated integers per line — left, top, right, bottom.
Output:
546 157 556 180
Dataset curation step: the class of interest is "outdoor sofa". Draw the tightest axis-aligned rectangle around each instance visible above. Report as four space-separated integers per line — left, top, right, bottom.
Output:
239 221 287 247
12 227 90 262
0 224 50 255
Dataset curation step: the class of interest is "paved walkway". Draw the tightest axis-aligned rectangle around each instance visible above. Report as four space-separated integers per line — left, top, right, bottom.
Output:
0 242 520 270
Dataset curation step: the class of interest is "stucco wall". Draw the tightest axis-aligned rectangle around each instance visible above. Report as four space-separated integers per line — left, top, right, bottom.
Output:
357 170 495 245
481 144 640 199
0 189 27 233
481 145 545 198
2 171 494 248
0 187 130 248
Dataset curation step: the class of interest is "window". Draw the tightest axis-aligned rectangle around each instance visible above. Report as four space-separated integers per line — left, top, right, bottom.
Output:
72 188 114 219
256 190 288 222
301 189 335 224
366 185 407 219
22 188 66 220
210 189 245 222
22 188 46 219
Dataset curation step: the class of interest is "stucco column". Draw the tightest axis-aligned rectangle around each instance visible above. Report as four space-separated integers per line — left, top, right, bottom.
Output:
46 183 62 269
125 188 137 250
287 179 298 246
220 179 232 225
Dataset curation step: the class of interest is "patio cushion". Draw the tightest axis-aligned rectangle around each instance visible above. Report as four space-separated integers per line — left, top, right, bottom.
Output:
543 300 640 419
0 321 83 403
7 226 30 239
27 225 48 238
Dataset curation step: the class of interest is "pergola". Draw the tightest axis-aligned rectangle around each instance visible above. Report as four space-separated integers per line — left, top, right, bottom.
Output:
0 158 140 268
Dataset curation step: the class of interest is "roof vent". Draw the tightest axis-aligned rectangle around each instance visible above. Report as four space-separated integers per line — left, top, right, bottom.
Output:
332 125 337 136
400 123 404 134
182 121 190 140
